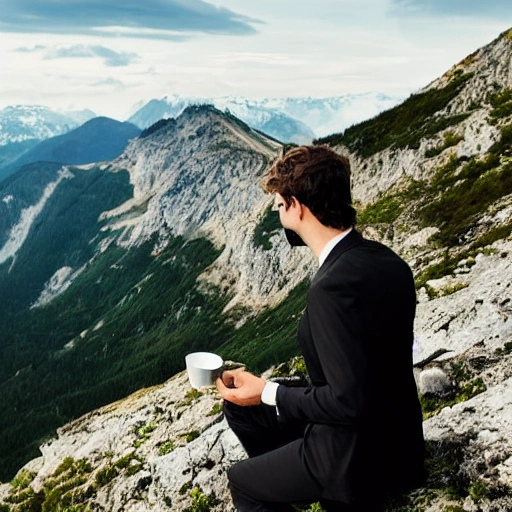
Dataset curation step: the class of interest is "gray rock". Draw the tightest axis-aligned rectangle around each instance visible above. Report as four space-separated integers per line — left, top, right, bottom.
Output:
419 367 453 397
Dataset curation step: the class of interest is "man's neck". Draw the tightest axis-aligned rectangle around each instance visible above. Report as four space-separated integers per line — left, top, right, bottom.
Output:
307 225 350 260
292 206 350 258
318 229 352 267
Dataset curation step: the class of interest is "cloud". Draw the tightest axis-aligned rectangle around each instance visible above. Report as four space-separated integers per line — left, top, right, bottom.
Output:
390 0 512 19
0 0 259 39
14 44 46 52
92 78 124 87
44 45 140 67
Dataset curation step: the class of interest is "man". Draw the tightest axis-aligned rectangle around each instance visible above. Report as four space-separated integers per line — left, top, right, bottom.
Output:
217 145 425 511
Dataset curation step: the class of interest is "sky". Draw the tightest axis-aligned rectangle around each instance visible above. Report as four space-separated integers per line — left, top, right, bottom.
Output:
0 0 511 120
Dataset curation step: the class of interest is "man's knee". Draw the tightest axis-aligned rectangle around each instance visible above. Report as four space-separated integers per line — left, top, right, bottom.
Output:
227 459 243 488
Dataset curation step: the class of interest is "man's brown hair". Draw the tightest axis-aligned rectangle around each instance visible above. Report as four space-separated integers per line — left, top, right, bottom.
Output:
263 145 356 229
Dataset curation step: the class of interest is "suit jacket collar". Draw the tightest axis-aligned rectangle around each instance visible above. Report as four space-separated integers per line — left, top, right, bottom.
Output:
313 228 363 282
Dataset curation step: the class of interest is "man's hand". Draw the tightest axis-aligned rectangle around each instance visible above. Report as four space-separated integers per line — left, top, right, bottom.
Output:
216 370 266 406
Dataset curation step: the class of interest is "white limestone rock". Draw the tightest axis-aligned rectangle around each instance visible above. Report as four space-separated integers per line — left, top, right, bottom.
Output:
419 367 453 397
413 241 512 365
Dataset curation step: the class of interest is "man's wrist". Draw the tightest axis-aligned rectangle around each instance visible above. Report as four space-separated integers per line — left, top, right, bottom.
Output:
261 381 279 406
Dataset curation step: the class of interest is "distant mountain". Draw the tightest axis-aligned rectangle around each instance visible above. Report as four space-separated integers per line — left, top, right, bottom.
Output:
0 106 98 179
0 140 39 173
127 93 402 143
0 117 141 182
257 93 403 137
128 96 316 144
0 105 96 146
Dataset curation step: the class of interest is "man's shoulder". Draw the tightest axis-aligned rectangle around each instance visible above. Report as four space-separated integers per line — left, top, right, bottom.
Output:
326 235 413 281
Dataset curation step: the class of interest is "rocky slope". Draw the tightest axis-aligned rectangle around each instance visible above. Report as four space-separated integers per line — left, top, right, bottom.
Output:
127 96 316 145
340 29 512 205
103 105 316 311
0 236 510 511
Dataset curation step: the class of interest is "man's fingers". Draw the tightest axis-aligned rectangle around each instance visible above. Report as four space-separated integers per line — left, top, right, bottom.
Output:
221 369 236 382
216 377 234 401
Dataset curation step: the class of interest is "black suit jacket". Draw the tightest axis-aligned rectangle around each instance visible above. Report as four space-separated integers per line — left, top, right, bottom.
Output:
276 229 425 503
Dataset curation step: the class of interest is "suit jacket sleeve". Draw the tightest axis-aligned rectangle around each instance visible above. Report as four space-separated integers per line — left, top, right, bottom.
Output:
276 276 369 426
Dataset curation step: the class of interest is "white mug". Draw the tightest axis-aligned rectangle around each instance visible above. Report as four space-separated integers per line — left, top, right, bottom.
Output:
185 352 223 389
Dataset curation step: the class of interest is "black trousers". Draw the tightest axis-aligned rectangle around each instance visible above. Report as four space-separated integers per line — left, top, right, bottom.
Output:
223 401 381 512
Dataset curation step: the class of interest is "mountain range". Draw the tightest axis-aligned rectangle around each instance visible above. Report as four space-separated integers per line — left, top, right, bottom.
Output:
0 92 402 163
126 92 403 143
0 27 512 512
0 117 141 183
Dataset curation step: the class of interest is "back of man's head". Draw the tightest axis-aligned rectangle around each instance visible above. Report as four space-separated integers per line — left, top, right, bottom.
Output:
263 145 356 230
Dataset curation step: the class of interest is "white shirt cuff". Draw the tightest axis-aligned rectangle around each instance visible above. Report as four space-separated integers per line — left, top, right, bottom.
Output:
261 381 279 406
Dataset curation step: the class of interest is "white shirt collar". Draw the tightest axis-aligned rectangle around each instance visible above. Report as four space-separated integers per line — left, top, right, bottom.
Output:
318 228 352 267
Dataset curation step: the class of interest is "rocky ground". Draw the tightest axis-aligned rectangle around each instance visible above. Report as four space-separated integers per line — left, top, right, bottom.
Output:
1 241 511 511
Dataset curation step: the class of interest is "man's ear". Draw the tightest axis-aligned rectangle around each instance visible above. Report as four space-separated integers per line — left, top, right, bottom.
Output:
290 196 304 220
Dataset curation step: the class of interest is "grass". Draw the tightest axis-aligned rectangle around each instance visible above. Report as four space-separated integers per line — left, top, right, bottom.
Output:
419 358 487 420
355 179 424 226
4 457 95 512
419 155 512 247
420 377 486 420
414 251 474 289
180 389 204 406
181 430 200 443
133 423 157 448
158 440 176 456
206 403 223 416
489 88 512 119
184 486 218 512
382 435 475 510
253 203 282 250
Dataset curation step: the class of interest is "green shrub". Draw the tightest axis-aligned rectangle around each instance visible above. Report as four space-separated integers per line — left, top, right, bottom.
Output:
158 440 176 456
133 422 157 447
113 452 140 470
420 375 486 420
180 389 203 406
206 403 223 416
10 469 36 491
94 465 118 487
472 223 512 248
270 356 308 378
184 486 217 512
415 252 471 289
181 430 200 443
419 156 512 247
495 341 512 356
468 479 490 504
53 457 75 477
179 482 193 495
489 88 512 119
357 194 404 224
